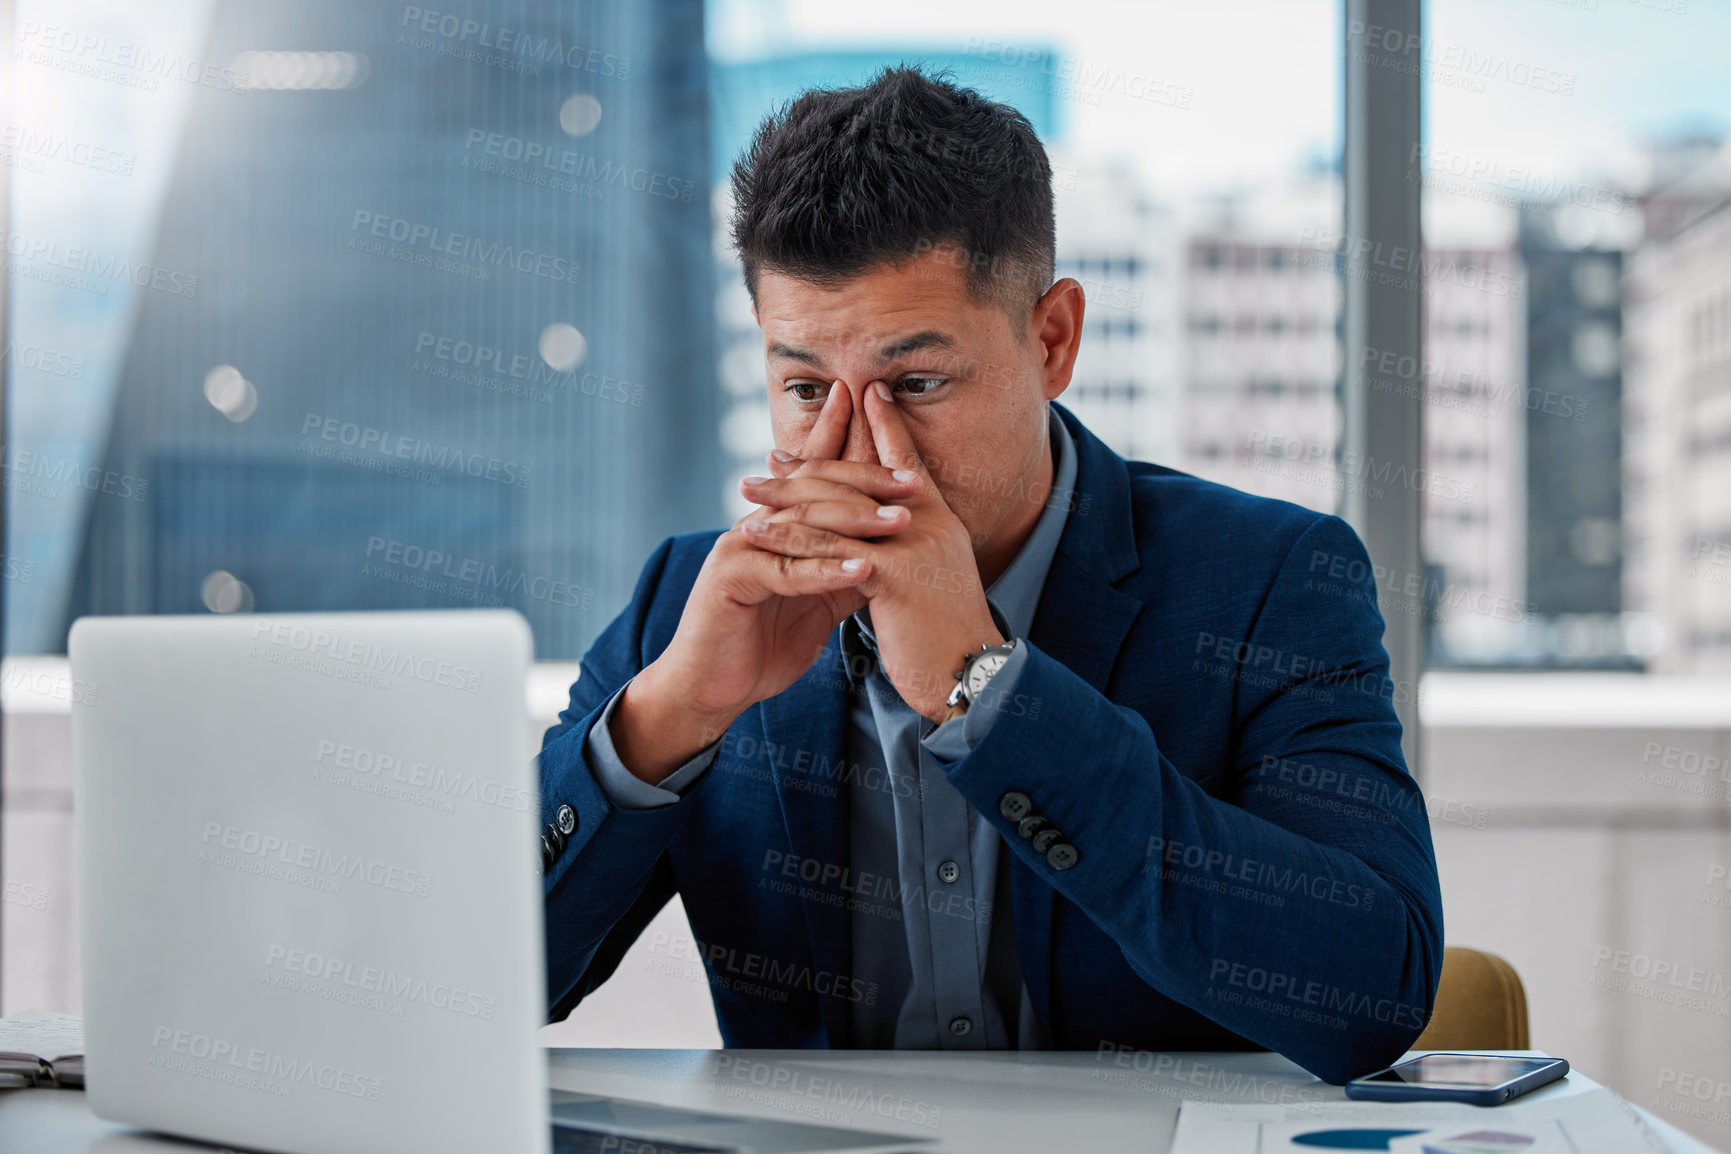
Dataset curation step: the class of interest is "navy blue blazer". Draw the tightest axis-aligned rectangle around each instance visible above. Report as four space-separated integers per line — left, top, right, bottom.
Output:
540 403 1444 1084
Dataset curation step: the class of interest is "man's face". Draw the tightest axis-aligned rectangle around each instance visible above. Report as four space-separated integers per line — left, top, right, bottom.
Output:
752 246 1080 554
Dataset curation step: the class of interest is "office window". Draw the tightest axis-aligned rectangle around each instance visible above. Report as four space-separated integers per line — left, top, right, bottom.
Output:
4 0 719 661
1413 6 1731 1150
1417 2 1731 676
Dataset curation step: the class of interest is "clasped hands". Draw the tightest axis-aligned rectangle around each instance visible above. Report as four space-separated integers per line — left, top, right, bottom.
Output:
614 378 1007 783
735 381 1005 722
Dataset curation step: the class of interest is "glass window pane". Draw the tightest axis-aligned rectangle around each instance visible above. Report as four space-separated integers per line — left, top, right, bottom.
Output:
6 0 717 661
1419 0 1731 672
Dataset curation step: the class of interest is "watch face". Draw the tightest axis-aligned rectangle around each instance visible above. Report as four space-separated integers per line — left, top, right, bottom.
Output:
966 652 1009 695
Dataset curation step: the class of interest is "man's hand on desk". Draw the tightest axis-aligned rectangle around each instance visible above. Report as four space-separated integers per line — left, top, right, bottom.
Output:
742 380 1002 723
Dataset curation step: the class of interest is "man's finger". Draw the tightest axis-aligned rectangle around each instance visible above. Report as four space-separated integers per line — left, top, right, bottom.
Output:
744 463 918 505
716 540 872 606
863 379 932 488
743 498 910 542
740 517 876 562
795 380 852 464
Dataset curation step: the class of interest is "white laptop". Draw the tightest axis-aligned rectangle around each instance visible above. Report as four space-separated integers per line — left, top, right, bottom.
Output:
70 611 927 1154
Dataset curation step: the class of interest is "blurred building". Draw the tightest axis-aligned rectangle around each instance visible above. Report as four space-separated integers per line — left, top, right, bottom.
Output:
1624 140 1731 674
1052 160 1182 465
1183 176 1534 665
1515 212 1629 666
1417 245 1530 664
1181 176 1343 509
64 0 720 659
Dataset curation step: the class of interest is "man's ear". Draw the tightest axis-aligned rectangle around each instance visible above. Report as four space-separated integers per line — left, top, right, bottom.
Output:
1030 278 1085 402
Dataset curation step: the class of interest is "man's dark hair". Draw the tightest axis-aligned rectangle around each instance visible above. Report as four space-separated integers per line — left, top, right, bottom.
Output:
730 66 1056 324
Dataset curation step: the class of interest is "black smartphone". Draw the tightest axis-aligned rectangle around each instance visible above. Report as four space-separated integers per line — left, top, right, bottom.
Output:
1344 1054 1569 1106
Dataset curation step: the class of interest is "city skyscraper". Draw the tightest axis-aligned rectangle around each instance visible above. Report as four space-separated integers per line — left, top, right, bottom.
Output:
60 0 719 659
1052 158 1182 467
1181 173 1343 510
1181 175 1537 666
1518 210 1628 665
1624 138 1731 674
1415 244 1529 665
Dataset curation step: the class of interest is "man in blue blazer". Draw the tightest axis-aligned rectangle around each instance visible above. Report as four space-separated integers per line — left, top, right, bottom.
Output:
538 67 1443 1085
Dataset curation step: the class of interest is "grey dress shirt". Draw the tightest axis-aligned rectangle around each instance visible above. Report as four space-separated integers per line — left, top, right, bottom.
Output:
584 410 1078 1050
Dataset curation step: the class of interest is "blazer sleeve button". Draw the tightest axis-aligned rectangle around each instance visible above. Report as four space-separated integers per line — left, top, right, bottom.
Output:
998 791 1033 822
1046 841 1079 870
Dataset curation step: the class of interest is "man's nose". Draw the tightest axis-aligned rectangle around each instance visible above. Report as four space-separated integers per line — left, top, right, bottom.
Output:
840 381 877 464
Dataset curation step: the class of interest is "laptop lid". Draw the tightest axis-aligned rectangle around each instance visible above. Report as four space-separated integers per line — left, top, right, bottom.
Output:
70 611 548 1154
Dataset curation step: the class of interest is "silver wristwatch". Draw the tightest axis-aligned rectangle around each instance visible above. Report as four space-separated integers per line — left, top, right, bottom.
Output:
944 639 1018 721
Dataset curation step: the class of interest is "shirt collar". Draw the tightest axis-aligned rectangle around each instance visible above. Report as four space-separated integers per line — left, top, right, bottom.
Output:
840 408 1078 689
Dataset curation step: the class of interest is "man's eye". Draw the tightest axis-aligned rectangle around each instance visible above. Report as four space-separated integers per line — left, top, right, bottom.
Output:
894 377 946 397
785 381 825 402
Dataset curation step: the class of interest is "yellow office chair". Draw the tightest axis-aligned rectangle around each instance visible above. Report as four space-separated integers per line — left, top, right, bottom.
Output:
1413 946 1530 1050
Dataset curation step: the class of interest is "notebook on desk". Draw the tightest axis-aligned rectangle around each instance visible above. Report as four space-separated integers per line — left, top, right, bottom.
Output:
0 1009 85 1088
68 612 926 1154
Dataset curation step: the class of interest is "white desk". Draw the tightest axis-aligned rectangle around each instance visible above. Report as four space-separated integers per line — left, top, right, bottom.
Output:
0 1048 1720 1153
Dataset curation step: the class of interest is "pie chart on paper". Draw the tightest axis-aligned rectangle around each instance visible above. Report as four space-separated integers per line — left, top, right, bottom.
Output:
1289 1129 1542 1152
1290 1131 1429 1150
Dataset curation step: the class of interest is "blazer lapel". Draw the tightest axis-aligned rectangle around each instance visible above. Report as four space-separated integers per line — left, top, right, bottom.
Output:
757 633 853 1048
1014 405 1145 1038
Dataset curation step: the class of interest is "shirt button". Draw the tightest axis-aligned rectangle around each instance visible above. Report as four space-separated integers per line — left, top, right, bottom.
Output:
948 1016 972 1037
937 860 961 885
555 804 577 836
998 791 1033 822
